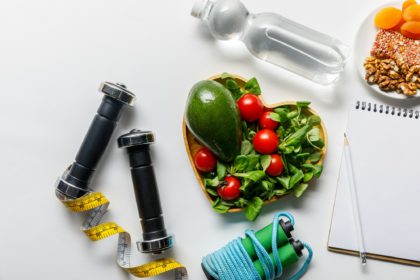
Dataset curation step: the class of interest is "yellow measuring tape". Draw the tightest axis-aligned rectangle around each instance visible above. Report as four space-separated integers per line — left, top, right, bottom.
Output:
57 190 188 279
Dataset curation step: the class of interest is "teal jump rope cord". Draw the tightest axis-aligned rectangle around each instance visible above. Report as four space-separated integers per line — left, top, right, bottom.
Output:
202 212 313 280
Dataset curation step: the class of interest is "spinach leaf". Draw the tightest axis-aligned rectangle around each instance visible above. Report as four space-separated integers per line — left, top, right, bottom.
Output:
303 172 314 182
221 72 234 79
296 152 310 159
244 77 261 95
213 203 230 213
289 169 304 189
270 112 281 122
308 151 321 163
274 188 288 196
287 110 299 119
234 170 266 182
274 108 290 122
241 140 253 155
217 161 227 180
239 178 253 192
225 79 242 100
279 125 311 150
307 127 324 150
234 198 249 208
212 197 230 213
260 155 271 171
297 101 311 108
204 176 219 188
206 188 218 196
294 183 309 198
245 197 264 221
221 200 235 207
302 163 323 178
277 176 290 189
312 165 323 178
307 115 321 126
245 155 260 171
233 155 249 172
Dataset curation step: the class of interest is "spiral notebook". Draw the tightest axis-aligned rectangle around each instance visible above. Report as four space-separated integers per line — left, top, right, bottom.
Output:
328 101 420 266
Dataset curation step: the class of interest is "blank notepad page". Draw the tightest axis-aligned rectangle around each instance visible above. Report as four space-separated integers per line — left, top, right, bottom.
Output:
328 104 420 262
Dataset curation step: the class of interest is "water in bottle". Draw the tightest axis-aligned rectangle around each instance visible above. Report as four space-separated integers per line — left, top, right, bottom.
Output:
191 0 349 85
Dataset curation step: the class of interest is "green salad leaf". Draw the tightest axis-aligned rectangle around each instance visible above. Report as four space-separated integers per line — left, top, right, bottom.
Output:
244 77 261 95
260 155 271 171
201 75 325 221
212 197 230 213
234 170 266 182
217 161 227 180
245 197 264 221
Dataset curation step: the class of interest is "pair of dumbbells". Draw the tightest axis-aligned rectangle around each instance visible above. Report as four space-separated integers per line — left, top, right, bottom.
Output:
55 82 173 254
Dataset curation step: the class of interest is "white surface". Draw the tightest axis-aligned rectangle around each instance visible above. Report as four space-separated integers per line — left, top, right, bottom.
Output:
329 106 420 262
354 1 417 100
0 0 419 279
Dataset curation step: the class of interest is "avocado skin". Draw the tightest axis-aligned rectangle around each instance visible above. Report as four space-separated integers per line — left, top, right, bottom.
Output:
186 80 242 162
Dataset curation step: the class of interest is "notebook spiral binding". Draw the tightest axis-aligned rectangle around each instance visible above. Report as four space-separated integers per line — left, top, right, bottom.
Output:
355 101 420 119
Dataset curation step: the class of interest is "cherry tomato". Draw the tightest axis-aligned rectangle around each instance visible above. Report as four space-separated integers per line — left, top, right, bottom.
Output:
217 175 241 200
194 147 216 173
266 154 284 177
259 111 279 130
253 129 279 154
237 94 264 122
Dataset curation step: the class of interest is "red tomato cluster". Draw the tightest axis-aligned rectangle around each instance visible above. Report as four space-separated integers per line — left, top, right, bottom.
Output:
193 93 285 201
237 94 284 177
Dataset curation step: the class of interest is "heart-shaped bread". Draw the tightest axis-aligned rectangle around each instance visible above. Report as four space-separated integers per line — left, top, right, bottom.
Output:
183 74 327 213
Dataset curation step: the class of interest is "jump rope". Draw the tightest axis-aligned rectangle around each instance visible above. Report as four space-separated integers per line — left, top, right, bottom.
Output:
202 212 313 280
55 82 313 279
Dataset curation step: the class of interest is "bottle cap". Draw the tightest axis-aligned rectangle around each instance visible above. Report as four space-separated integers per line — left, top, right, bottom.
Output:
191 0 209 18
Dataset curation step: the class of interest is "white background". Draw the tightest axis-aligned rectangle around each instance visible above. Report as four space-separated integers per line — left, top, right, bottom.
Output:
0 0 419 279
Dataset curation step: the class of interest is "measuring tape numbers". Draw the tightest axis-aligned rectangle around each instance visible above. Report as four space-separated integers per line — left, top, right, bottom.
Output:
56 190 188 279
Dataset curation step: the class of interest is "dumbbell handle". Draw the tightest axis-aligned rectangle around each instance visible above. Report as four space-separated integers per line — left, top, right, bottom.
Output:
65 96 124 193
128 145 167 241
56 82 135 199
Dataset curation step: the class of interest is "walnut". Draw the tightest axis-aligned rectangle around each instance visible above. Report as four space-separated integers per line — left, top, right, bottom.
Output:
398 83 417 96
388 70 401 80
380 61 391 70
365 64 377 75
364 56 376 64
406 65 420 83
378 76 392 91
364 56 419 96
396 59 409 75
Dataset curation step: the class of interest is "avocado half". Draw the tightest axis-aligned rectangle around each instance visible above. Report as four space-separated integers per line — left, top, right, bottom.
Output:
185 80 242 162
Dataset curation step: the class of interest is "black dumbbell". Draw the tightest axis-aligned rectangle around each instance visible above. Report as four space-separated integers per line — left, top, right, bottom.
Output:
118 129 174 254
56 82 135 199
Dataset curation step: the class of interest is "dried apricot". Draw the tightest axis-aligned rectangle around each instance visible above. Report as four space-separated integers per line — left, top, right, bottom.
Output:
391 18 406 31
403 0 417 11
400 21 420 39
375 7 403 29
403 4 420 21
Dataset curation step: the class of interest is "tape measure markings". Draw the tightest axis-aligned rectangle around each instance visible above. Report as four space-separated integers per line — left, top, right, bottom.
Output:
57 190 188 279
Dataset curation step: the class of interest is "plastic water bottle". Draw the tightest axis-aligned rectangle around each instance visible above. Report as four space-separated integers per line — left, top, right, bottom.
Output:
191 0 349 85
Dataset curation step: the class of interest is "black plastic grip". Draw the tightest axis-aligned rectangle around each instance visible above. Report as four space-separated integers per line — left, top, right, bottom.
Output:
75 115 116 169
128 145 167 240
63 96 125 196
